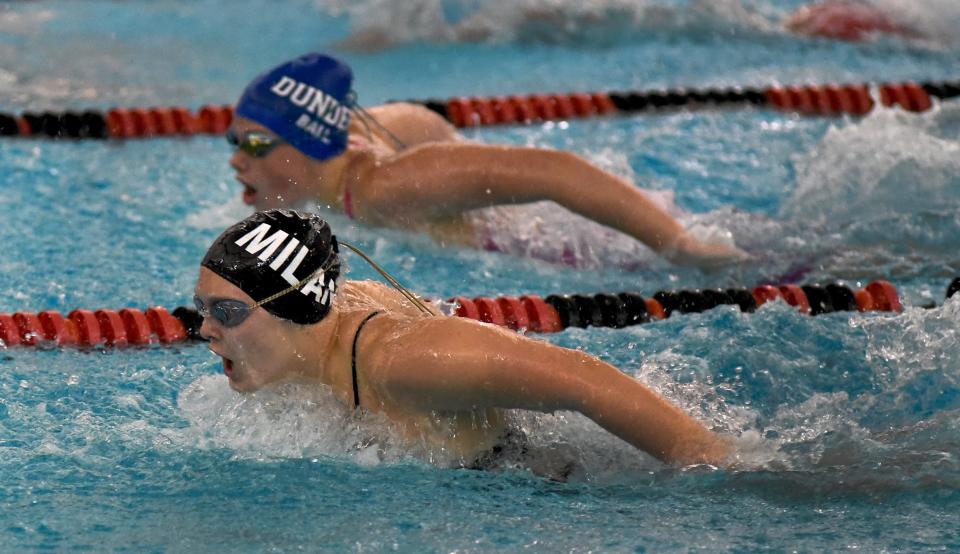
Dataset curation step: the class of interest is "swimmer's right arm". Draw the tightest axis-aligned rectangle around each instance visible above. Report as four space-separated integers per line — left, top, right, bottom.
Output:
373 317 730 465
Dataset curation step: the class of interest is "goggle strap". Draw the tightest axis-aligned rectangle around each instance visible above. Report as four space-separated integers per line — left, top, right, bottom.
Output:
246 239 433 318
352 101 407 151
252 248 338 308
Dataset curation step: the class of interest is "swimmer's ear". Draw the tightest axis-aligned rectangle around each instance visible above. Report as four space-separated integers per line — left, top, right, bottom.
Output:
345 90 358 108
331 235 340 254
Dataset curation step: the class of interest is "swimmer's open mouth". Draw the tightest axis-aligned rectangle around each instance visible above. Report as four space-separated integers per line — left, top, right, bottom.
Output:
222 357 234 378
242 185 257 206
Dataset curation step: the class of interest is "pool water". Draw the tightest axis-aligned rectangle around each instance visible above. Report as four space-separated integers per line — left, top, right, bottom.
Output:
2 0 960 551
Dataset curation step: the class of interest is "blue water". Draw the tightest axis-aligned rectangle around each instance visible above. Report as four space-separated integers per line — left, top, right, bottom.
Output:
2 0 960 551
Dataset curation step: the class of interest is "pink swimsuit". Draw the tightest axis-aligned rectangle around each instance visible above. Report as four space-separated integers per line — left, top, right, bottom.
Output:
343 185 356 219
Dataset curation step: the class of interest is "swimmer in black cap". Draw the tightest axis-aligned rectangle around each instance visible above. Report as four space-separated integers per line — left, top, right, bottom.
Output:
227 52 747 268
195 209 731 467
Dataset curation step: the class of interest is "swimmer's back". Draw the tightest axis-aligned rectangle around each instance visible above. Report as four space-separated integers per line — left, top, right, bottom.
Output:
356 102 460 147
338 279 432 317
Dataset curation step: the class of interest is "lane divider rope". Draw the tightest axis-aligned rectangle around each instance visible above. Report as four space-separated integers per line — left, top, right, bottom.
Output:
2 278 949 349
0 105 233 140
1 79 957 139
434 80 951 127
0 307 186 348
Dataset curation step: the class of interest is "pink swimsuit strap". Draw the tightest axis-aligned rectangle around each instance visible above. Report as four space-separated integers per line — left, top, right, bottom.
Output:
343 185 355 219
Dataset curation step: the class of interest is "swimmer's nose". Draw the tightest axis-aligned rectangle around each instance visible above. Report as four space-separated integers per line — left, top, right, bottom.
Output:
229 149 248 172
198 315 221 342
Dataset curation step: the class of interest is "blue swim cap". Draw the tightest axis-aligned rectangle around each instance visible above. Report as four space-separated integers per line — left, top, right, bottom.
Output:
236 53 353 161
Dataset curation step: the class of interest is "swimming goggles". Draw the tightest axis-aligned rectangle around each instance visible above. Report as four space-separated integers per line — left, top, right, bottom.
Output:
226 129 283 158
193 296 257 328
194 254 338 328
194 277 312 328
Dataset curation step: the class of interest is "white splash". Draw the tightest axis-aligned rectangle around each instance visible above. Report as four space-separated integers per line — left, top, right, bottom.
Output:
867 0 960 44
319 0 779 51
783 101 960 226
0 8 56 35
177 375 415 464
184 193 252 230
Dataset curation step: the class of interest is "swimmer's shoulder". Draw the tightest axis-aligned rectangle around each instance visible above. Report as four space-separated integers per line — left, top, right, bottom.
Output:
362 102 461 145
339 280 437 317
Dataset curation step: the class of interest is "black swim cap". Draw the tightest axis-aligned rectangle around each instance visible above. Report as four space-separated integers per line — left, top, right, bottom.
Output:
201 209 341 324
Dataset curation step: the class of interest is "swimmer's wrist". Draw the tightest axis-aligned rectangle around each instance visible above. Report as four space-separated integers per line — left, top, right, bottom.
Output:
659 232 696 263
660 231 748 267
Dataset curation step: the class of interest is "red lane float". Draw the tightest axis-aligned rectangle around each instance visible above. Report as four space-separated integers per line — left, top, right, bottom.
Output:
38 311 78 346
130 108 158 137
779 284 811 314
152 108 178 135
0 313 21 346
509 96 538 123
496 296 530 331
2 78 955 139
120 308 155 345
95 310 128 346
519 295 563 333
474 297 506 327
16 117 32 136
197 105 233 134
0 307 187 348
452 296 481 320
106 108 137 139
445 91 621 128
644 298 667 321
13 313 44 346
102 105 231 139
454 295 561 332
171 107 200 134
146 307 187 343
864 280 902 312
69 309 103 346
766 82 932 116
752 285 783 307
0 279 916 349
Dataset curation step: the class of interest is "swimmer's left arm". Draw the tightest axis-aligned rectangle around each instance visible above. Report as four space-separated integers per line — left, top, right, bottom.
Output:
367 143 680 240
373 317 729 465
362 143 745 266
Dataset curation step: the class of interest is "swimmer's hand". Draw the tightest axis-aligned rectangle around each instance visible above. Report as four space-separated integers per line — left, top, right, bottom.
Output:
662 232 751 268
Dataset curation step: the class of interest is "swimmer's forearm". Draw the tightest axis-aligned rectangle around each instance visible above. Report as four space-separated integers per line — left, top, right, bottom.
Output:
377 144 687 250
571 368 729 465
530 150 687 252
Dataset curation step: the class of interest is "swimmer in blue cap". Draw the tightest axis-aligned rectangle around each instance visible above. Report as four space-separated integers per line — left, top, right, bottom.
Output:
228 52 747 268
195 209 731 468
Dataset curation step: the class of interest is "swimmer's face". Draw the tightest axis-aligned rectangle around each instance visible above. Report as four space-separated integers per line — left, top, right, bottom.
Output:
195 267 301 392
228 117 315 210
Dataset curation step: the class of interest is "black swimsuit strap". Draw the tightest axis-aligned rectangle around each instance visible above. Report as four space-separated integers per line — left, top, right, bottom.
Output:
351 310 382 409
